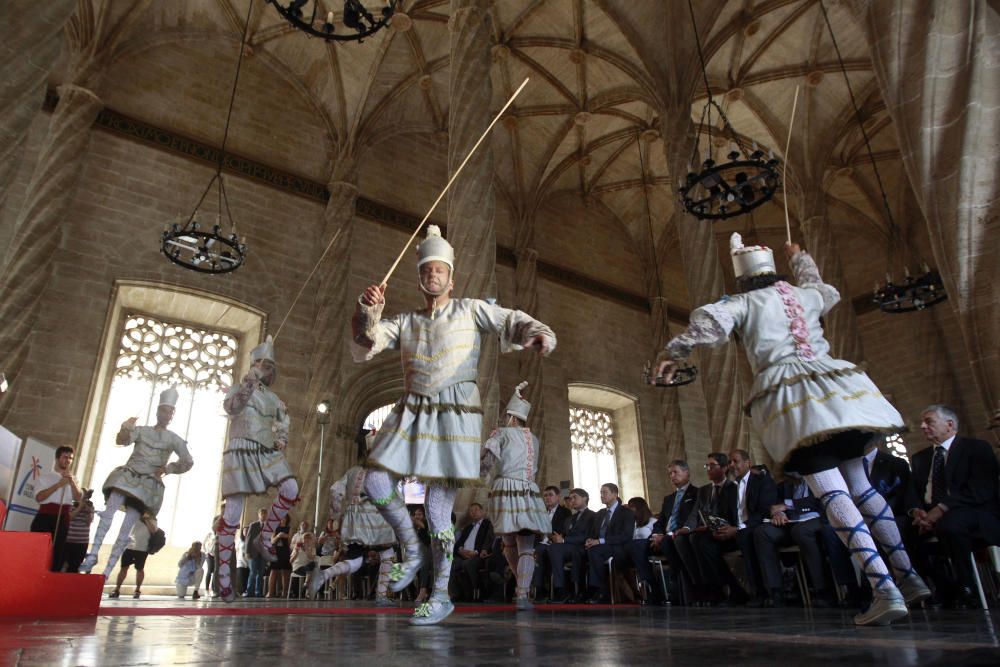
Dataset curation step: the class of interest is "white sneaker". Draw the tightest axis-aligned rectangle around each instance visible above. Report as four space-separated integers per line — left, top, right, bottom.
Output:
409 597 455 626
388 550 423 593
898 573 932 606
854 585 908 626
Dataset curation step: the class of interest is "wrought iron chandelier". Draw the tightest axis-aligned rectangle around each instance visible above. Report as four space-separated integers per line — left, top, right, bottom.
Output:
267 0 401 42
679 0 780 221
636 135 697 388
818 0 946 314
161 0 253 274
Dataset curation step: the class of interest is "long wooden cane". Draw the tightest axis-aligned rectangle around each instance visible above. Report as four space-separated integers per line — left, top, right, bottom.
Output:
783 85 800 244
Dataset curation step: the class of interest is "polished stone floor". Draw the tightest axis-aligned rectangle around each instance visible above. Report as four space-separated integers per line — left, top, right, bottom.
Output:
3 598 999 666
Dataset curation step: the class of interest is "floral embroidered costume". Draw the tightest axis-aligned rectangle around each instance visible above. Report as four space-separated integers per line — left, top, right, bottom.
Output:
481 381 549 609
658 234 929 626
81 386 193 579
352 225 556 625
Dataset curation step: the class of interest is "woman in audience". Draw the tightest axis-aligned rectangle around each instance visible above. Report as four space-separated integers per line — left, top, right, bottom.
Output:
267 514 293 597
625 497 662 604
290 531 318 597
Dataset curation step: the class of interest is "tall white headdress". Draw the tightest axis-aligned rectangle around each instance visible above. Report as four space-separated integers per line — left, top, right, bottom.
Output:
505 381 531 421
158 386 179 407
250 335 276 364
416 225 454 272
730 232 776 279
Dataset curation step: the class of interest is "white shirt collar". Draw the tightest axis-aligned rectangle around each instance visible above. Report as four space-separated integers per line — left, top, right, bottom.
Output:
937 435 956 451
738 470 751 485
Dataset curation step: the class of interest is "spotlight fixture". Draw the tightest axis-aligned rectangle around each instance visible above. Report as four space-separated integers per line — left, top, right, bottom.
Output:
678 0 780 221
267 0 400 43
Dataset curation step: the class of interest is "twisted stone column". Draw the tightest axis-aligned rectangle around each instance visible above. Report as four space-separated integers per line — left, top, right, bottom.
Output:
0 0 75 245
0 84 103 420
514 246 545 434
856 0 1000 428
295 176 358 522
447 0 499 436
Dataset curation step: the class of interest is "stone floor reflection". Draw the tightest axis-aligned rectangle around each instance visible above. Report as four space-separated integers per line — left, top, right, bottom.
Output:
3 598 999 666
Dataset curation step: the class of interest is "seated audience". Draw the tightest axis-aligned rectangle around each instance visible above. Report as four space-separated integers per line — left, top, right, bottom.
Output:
450 503 494 602
908 405 1000 607
291 531 318 597
549 488 596 603
754 472 835 606
650 460 700 602
624 496 663 604
585 483 636 604
690 449 776 606
533 485 571 601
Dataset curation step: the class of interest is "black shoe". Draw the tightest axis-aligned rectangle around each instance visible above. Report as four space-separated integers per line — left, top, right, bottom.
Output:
950 588 979 610
586 593 612 605
550 590 571 604
107 590 120 599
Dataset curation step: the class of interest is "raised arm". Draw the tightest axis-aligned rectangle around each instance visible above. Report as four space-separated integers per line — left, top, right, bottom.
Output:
786 242 840 314
351 284 401 362
223 370 259 416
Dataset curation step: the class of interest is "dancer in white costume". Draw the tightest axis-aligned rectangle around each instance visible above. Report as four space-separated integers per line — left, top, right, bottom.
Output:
308 466 397 604
654 235 930 626
214 336 299 602
480 381 550 610
81 387 193 578
352 225 556 625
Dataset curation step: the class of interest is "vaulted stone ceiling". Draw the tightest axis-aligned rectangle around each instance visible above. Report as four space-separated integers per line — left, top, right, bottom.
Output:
50 0 924 308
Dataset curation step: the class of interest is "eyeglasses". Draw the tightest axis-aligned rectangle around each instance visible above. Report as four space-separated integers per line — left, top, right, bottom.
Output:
703 463 721 469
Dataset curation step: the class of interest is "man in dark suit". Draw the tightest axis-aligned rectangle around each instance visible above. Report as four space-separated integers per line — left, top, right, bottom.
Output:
450 502 495 601
585 482 636 604
673 452 733 604
244 508 267 597
650 460 699 600
753 473 834 607
532 485 572 600
549 488 596 603
691 449 777 605
907 405 1000 605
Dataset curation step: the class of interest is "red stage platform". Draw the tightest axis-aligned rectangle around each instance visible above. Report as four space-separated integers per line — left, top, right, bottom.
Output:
0 531 104 617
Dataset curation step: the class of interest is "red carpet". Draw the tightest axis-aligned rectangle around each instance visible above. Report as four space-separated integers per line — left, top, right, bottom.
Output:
97 603 623 617
0 532 104 617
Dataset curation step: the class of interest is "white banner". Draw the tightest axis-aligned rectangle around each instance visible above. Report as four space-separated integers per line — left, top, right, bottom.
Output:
0 426 23 524
5 437 58 531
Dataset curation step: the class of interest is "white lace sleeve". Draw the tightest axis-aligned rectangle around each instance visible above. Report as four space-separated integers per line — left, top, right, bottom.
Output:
664 297 743 361
790 251 840 314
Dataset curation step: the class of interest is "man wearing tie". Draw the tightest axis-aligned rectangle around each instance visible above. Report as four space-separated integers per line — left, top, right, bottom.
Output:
907 405 1000 607
584 483 636 604
533 486 572 600
650 461 699 601
549 489 595 603
690 450 777 606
